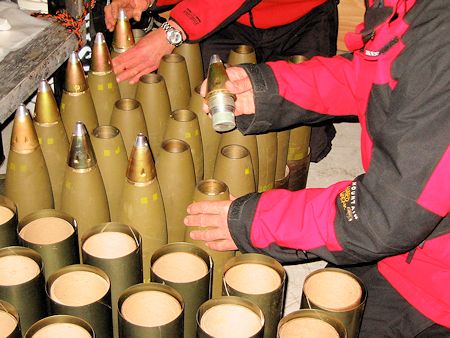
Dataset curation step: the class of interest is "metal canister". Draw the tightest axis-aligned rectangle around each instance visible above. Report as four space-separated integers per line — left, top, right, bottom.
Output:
24 315 95 338
0 300 21 338
0 195 18 248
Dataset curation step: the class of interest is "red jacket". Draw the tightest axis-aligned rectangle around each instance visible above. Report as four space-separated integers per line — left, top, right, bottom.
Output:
155 0 327 41
228 0 450 328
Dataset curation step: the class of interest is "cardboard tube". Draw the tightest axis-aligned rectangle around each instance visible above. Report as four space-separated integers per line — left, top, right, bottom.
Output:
24 315 94 338
0 300 21 338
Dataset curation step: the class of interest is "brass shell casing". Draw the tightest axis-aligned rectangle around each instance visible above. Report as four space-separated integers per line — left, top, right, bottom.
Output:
189 85 221 179
256 132 278 192
223 253 286 338
135 73 172 158
0 246 46 333
227 44 257 66
91 126 128 221
164 109 204 182
24 315 95 338
156 139 196 243
118 283 184 337
112 9 135 54
46 264 113 338
18 209 80 281
110 98 148 158
157 53 191 111
118 134 166 282
184 179 235 299
64 52 89 93
4 105 54 220
81 222 143 338
174 43 204 91
151 242 212 338
219 128 259 186
287 125 311 190
34 80 70 209
275 130 290 181
0 299 21 338
0 195 18 248
213 144 256 197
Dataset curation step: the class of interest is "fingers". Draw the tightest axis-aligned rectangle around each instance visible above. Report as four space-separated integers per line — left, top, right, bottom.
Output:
187 200 231 216
189 230 238 251
206 239 238 251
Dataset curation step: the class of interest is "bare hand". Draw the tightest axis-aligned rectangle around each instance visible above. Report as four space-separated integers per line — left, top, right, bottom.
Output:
104 0 150 32
184 200 238 251
200 66 255 117
112 28 174 84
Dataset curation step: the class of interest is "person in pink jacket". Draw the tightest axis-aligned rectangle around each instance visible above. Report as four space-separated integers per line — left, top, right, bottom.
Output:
184 0 450 336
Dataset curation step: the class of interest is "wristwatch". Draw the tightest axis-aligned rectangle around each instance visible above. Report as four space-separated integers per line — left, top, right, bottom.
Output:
161 21 184 47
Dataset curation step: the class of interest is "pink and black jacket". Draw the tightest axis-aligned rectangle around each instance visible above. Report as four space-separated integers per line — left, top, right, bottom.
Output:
227 0 450 328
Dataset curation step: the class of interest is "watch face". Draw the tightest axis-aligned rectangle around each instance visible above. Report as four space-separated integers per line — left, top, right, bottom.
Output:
168 30 183 45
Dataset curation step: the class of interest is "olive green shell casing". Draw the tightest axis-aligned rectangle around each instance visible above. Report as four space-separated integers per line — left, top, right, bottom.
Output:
196 296 264 338
227 44 257 66
46 264 113 338
189 85 221 179
110 98 149 158
18 209 80 280
213 144 256 197
0 246 47 333
91 126 128 221
151 242 212 338
288 126 311 161
4 104 53 220
0 300 21 338
118 134 167 282
274 165 290 189
34 79 70 210
157 53 191 111
156 139 196 243
82 222 143 338
184 179 235 299
219 128 259 186
60 52 99 137
275 130 290 182
0 195 18 248
256 132 278 192
277 309 347 338
164 109 204 182
135 73 172 158
174 43 204 91
88 32 121 126
60 122 110 248
222 253 286 338
287 151 310 191
118 283 184 338
24 315 95 338
300 268 367 338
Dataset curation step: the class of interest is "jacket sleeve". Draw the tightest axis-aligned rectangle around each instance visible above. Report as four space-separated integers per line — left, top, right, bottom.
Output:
236 55 358 134
155 0 261 42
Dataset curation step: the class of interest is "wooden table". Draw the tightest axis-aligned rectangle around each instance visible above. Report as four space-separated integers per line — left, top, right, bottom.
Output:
0 20 78 124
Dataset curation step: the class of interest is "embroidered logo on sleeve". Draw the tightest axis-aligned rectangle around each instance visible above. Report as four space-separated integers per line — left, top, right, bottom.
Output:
339 182 359 222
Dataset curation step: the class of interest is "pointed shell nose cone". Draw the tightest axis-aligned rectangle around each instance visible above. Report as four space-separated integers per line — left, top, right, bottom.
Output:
64 51 88 93
126 133 156 183
34 79 61 124
11 104 40 153
209 54 222 65
67 121 97 169
90 32 112 73
112 9 135 53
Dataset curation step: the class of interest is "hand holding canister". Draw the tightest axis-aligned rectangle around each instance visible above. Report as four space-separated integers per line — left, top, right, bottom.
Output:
206 55 236 132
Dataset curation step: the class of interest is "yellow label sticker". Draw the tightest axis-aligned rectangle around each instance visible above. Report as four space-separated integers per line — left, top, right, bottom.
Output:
19 165 27 173
140 197 148 204
152 193 159 201
61 103 65 110
47 138 54 145
107 82 113 89
97 84 104 91
9 163 16 171
244 168 251 175
195 129 199 136
185 132 192 139
103 149 111 157
38 137 42 145
65 181 72 189
115 146 121 155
